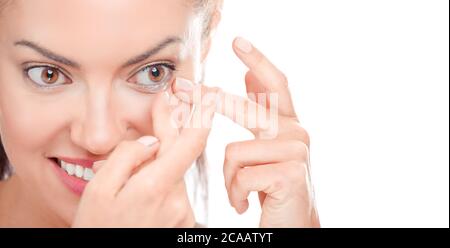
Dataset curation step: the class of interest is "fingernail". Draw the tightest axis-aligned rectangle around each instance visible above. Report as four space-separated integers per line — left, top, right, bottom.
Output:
175 77 194 92
92 160 104 166
235 37 253 53
92 160 106 173
137 136 159 147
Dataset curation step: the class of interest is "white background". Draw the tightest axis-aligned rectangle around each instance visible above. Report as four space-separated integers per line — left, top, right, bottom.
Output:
201 0 449 227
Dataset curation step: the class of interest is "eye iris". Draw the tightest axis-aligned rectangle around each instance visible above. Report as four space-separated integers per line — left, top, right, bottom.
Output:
148 65 165 82
41 67 58 84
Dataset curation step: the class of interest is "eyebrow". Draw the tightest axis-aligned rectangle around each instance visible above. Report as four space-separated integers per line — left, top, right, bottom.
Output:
14 36 183 69
14 40 80 68
122 37 183 67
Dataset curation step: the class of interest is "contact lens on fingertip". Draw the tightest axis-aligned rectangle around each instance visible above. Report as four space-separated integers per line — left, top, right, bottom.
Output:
175 77 194 92
137 136 159 147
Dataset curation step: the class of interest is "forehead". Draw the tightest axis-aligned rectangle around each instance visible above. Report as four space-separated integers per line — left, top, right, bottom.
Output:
1 0 197 66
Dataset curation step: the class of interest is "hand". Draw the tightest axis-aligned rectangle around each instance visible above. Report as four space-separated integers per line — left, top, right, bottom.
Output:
72 91 216 227
173 37 320 227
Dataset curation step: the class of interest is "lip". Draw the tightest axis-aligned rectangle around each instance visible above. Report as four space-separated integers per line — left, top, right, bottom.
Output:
49 157 100 196
57 157 98 169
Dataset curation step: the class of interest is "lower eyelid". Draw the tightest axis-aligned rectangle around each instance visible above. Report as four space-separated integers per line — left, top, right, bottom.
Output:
22 63 175 91
23 66 72 88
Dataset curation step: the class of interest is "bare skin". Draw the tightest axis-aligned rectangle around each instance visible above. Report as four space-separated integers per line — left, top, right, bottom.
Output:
0 0 319 227
172 39 320 227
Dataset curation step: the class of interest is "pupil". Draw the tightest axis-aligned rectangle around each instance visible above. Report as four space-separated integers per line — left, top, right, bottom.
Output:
43 68 58 83
46 70 54 79
151 67 160 78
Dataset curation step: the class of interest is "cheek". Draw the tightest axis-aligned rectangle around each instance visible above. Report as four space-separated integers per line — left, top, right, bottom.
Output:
113 86 155 135
0 91 70 163
0 59 62 157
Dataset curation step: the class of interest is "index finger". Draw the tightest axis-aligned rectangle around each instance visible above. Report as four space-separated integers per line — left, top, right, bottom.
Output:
127 84 217 190
233 37 297 118
151 91 180 157
173 80 279 139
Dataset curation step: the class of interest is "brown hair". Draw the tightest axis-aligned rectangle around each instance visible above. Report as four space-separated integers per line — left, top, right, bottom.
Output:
0 140 8 180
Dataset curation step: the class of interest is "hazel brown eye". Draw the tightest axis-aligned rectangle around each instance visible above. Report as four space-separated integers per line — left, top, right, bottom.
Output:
41 67 59 84
128 62 176 93
26 66 71 87
148 65 165 82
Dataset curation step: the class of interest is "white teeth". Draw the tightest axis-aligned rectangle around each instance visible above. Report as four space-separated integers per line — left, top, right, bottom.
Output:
83 168 94 181
59 159 94 181
75 165 84 178
66 163 75 176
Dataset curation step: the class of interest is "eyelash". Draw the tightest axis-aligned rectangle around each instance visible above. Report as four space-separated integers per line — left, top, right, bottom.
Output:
128 62 177 92
22 63 70 90
21 61 178 92
143 62 176 73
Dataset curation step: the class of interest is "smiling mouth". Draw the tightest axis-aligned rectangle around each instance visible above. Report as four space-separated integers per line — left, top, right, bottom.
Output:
50 157 95 182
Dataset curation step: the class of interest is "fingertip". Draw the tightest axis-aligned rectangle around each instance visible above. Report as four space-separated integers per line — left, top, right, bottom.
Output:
172 77 197 104
235 200 249 215
174 77 194 92
137 136 159 147
234 36 253 54
92 160 106 173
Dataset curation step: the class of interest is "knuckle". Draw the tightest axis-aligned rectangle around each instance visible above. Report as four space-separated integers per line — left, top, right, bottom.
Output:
234 169 248 188
142 179 164 197
290 140 309 161
130 173 163 198
224 143 240 161
301 129 311 147
286 161 308 185
277 71 289 86
296 127 311 147
271 171 288 193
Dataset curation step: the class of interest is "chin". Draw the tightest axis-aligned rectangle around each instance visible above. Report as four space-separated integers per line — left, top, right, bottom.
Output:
21 156 83 226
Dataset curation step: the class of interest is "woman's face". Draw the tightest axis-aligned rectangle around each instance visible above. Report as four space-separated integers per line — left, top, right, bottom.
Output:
0 0 206 225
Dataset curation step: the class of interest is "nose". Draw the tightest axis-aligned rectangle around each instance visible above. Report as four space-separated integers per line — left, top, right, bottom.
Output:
71 85 125 155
